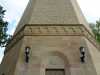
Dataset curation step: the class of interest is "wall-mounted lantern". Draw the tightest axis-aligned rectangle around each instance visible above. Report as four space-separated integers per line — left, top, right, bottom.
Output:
25 46 30 63
80 46 85 63
2 73 5 75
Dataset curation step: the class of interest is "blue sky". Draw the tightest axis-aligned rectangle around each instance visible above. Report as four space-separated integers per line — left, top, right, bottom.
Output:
0 0 100 63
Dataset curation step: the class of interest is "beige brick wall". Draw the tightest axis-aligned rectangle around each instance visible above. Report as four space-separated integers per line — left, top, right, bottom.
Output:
0 39 23 75
14 0 92 35
85 38 100 75
14 36 97 75
29 0 79 24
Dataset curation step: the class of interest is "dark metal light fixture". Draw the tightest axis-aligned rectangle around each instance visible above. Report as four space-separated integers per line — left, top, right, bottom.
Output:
25 46 30 63
2 73 5 75
80 46 85 63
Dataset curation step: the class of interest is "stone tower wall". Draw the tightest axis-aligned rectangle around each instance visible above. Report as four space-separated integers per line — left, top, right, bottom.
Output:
14 36 97 75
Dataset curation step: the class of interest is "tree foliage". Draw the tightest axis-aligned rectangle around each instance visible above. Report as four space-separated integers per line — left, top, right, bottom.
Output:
90 19 100 43
0 5 10 47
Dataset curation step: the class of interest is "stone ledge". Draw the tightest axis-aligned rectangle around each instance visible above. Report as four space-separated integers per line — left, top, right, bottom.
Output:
4 24 100 54
24 25 84 36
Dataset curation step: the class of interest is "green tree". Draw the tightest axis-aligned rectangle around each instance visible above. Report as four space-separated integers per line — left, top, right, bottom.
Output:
95 19 100 42
89 19 100 43
0 5 10 47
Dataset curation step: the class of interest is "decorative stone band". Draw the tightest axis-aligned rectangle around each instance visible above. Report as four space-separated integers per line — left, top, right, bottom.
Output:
4 24 100 54
24 24 84 36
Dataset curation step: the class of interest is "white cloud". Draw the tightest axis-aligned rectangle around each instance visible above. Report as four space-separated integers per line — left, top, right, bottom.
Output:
0 0 29 35
0 0 29 22
77 0 100 23
0 48 5 63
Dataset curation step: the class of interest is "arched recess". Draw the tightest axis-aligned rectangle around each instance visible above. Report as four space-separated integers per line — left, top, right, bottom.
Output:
40 51 71 75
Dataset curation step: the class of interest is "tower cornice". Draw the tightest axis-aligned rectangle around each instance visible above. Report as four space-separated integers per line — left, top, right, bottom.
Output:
5 24 100 54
